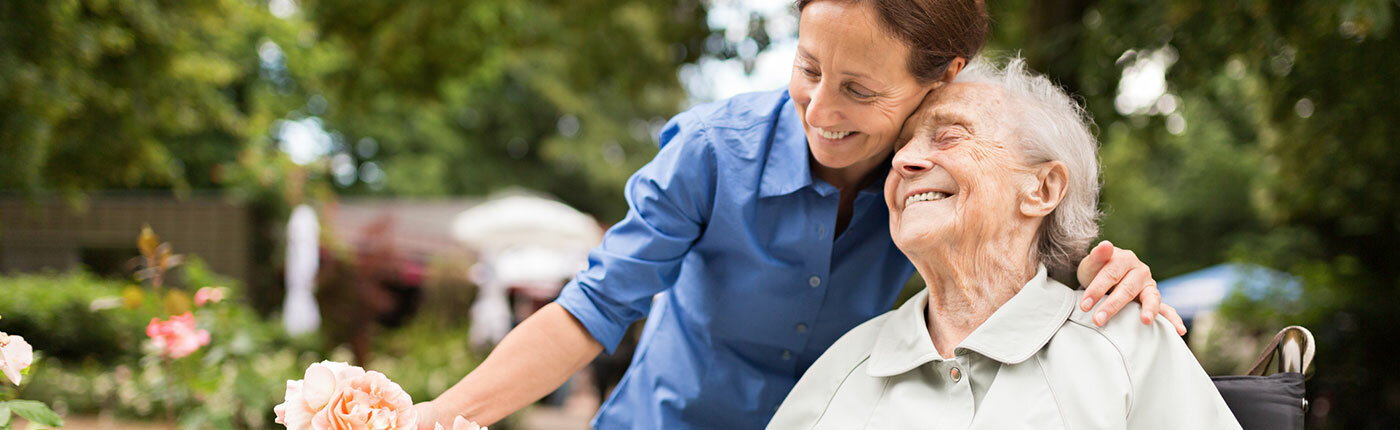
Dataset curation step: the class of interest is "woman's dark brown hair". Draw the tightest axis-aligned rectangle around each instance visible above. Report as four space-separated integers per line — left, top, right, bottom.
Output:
795 0 989 84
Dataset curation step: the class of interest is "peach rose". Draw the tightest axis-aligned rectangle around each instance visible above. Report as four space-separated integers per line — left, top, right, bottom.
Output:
275 361 418 430
146 312 210 359
0 331 34 385
194 286 226 306
434 416 487 430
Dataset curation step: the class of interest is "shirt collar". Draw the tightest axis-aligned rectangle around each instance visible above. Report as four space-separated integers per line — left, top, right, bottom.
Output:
866 265 1078 377
759 91 814 198
759 93 891 199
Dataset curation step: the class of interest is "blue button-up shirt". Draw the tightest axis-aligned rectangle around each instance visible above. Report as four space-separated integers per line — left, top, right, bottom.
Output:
555 89 916 429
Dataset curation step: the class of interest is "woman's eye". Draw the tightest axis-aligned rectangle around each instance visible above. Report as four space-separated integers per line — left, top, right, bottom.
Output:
935 129 968 147
845 85 874 99
802 68 820 79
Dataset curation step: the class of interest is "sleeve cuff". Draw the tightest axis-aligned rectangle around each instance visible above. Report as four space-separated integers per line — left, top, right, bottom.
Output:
555 280 630 355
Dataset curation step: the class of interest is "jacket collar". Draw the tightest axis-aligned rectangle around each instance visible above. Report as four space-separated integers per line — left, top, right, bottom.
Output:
759 92 814 198
867 265 1078 377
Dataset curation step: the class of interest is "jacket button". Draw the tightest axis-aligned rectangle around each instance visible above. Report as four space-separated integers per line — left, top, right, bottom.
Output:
795 323 809 333
950 367 962 382
808 276 822 287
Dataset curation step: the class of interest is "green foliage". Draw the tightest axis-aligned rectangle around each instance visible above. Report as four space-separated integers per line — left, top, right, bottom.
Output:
0 256 249 363
300 0 710 219
0 0 712 222
2 400 63 428
0 272 159 363
4 267 486 429
0 0 310 195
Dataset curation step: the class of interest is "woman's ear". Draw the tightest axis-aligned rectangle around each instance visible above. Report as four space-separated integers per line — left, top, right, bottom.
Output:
940 57 969 83
1020 161 1069 217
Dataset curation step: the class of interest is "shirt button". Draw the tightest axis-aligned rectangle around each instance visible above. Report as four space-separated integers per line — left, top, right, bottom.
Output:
782 350 793 361
808 275 822 288
950 367 962 382
817 225 827 237
795 323 809 333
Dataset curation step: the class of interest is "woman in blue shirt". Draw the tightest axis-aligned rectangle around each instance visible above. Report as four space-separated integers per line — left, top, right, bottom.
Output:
417 0 1184 428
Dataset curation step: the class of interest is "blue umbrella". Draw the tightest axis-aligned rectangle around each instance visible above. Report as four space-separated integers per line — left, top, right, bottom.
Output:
1157 263 1302 327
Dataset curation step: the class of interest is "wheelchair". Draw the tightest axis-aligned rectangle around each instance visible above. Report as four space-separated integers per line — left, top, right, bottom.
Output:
1211 325 1315 430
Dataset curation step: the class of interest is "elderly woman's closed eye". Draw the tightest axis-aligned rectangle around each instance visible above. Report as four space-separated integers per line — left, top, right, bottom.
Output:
767 58 1241 430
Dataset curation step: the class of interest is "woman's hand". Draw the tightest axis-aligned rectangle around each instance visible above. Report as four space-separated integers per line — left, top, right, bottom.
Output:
415 401 453 430
1075 241 1187 335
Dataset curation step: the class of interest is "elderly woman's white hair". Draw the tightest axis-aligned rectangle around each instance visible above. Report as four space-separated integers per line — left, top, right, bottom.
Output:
954 56 1102 276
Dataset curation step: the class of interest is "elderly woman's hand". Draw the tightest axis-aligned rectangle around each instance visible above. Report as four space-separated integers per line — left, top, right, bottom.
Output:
1075 241 1187 335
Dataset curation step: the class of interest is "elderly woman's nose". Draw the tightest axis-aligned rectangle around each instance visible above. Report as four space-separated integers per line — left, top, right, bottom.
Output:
892 148 933 176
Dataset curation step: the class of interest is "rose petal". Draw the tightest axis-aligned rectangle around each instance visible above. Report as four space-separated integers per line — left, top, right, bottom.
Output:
0 335 33 386
303 362 338 410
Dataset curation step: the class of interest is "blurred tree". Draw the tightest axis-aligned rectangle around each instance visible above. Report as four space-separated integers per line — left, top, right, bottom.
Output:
987 0 1399 427
299 0 712 220
0 0 311 196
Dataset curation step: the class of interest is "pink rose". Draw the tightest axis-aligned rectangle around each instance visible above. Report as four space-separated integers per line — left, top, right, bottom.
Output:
0 331 34 385
275 361 417 430
434 416 487 430
194 286 226 307
145 312 210 359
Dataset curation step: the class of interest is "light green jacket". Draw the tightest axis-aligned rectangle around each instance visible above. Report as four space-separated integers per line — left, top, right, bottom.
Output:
769 266 1241 429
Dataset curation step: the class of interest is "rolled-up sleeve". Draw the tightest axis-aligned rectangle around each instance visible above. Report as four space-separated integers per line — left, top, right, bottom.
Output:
554 112 717 354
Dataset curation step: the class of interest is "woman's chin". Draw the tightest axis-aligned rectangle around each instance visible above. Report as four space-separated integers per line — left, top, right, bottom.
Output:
892 221 951 254
808 135 879 169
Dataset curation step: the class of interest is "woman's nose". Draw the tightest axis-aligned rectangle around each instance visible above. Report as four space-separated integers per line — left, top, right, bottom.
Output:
805 85 842 127
892 147 933 177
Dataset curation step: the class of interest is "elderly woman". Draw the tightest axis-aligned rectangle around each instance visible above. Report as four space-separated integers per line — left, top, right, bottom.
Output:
768 59 1240 429
418 1 1185 428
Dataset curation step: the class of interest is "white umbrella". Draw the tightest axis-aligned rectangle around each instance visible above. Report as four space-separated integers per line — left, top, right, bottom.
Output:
453 194 602 348
451 195 602 255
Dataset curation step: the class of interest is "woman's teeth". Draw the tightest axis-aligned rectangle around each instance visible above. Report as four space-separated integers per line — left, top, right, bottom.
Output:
814 127 853 140
905 191 950 207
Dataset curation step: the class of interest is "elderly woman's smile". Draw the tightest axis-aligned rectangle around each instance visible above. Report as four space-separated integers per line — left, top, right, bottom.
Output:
884 82 1043 269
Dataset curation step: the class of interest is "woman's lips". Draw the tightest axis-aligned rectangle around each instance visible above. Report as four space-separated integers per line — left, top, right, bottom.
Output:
813 126 854 140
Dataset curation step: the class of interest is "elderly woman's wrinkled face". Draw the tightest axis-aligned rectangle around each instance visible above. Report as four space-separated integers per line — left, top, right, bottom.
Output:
884 83 1041 257
789 1 931 174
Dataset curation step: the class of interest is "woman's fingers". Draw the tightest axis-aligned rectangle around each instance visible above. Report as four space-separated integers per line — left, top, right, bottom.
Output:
1076 241 1115 294
1078 242 1127 312
1137 282 1162 325
1093 265 1150 326
1161 303 1187 335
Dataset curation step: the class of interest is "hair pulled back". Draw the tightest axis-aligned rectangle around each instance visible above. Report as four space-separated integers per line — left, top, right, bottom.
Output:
796 0 989 84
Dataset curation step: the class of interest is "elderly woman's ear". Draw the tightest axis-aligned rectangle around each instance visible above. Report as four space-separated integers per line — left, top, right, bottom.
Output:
1019 161 1069 217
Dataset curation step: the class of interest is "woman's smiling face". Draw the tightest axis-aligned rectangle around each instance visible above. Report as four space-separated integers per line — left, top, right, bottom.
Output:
884 82 1037 258
789 1 934 177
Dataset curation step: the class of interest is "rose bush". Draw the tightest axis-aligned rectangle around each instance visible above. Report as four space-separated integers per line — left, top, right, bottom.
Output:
195 287 227 307
146 313 211 359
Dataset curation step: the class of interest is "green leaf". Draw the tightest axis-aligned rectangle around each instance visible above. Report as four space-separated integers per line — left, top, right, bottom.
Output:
0 403 11 427
4 400 62 428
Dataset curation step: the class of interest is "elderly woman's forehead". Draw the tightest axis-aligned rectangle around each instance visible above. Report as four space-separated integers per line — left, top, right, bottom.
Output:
933 82 1010 109
911 83 1013 128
